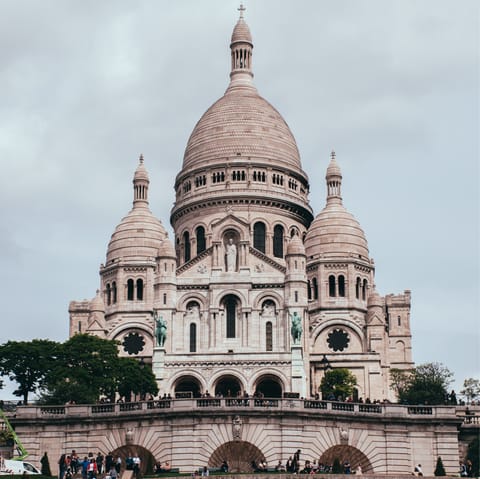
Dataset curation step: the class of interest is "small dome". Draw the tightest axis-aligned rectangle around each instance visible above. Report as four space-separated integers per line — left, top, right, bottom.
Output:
134 154 149 181
158 237 176 258
107 206 167 263
231 16 252 45
326 153 342 179
305 202 369 260
90 290 105 312
286 234 305 256
367 288 383 308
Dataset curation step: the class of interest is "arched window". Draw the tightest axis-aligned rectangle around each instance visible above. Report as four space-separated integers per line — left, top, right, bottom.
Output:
266 322 273 351
136 278 144 300
253 222 266 253
127 279 134 301
225 295 238 338
112 282 117 303
189 323 197 352
312 277 318 300
362 279 368 300
329 275 336 297
356 277 361 299
273 225 284 258
196 226 206 255
106 283 111 306
338 275 345 297
183 231 191 262
307 280 312 300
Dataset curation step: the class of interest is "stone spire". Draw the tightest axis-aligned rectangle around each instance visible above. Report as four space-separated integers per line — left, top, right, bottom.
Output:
227 4 255 91
133 154 150 207
325 149 343 205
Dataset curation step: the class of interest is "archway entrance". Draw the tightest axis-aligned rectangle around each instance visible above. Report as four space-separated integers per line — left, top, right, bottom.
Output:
319 445 373 474
111 444 156 475
214 375 242 397
254 375 283 398
208 441 264 473
174 375 202 398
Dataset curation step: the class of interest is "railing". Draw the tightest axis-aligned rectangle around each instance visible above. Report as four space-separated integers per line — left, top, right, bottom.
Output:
14 399 462 421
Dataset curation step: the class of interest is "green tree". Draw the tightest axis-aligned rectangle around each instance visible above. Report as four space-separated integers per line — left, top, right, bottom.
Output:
398 362 453 405
320 368 357 401
389 368 410 398
460 378 480 404
434 456 446 476
116 357 158 402
0 339 59 404
43 334 121 404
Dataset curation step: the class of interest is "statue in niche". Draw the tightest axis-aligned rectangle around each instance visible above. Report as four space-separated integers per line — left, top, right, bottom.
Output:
232 415 242 441
225 237 237 272
261 301 275 317
186 302 200 321
290 311 302 344
153 310 167 347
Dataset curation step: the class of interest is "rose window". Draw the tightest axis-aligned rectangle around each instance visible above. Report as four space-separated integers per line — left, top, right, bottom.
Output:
122 332 145 355
327 328 350 352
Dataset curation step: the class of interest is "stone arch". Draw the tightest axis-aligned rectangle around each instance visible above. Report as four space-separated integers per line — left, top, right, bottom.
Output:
248 368 289 396
208 441 265 473
172 374 203 397
253 374 284 398
213 374 244 397
319 445 373 474
311 319 364 354
110 444 156 475
254 291 283 312
178 293 206 311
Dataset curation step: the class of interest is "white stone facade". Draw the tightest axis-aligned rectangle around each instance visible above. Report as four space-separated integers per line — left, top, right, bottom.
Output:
69 10 413 403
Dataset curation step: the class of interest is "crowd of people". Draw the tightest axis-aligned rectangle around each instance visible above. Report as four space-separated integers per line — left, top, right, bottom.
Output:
58 451 123 479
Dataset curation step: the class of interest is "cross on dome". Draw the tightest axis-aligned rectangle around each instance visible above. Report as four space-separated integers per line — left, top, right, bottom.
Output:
330 149 336 160
238 3 246 18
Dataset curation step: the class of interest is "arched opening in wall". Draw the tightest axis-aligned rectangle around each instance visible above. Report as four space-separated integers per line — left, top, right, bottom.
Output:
319 445 373 474
196 226 206 255
112 281 117 303
111 445 156 475
355 277 361 299
106 283 111 305
214 375 242 398
189 323 197 352
265 321 273 351
127 279 134 301
338 275 345 297
136 278 144 300
209 441 265 473
328 275 336 297
312 277 318 300
174 375 202 398
222 294 239 338
183 231 191 262
273 224 284 258
362 279 368 300
254 375 283 398
307 280 312 300
253 222 266 253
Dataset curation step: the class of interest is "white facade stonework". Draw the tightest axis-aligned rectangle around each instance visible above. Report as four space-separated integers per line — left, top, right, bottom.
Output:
69 10 413 403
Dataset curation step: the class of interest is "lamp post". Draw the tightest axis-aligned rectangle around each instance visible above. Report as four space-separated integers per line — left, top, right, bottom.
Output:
319 354 332 400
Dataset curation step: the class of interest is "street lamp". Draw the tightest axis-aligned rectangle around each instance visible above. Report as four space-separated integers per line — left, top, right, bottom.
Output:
320 354 331 371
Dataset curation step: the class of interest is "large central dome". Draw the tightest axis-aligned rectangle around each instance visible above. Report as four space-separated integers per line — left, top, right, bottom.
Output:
182 87 302 172
181 13 303 175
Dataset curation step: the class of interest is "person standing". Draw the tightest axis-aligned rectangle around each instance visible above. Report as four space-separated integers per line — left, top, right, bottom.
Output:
58 454 67 479
96 453 104 475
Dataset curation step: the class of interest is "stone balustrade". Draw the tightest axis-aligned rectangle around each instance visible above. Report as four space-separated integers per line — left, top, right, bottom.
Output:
15 398 460 420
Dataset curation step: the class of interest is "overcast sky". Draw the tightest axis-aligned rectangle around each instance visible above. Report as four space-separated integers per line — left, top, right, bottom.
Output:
0 0 478 399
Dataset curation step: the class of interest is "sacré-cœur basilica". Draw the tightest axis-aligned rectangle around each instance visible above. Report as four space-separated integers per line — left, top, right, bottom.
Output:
69 7 413 404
